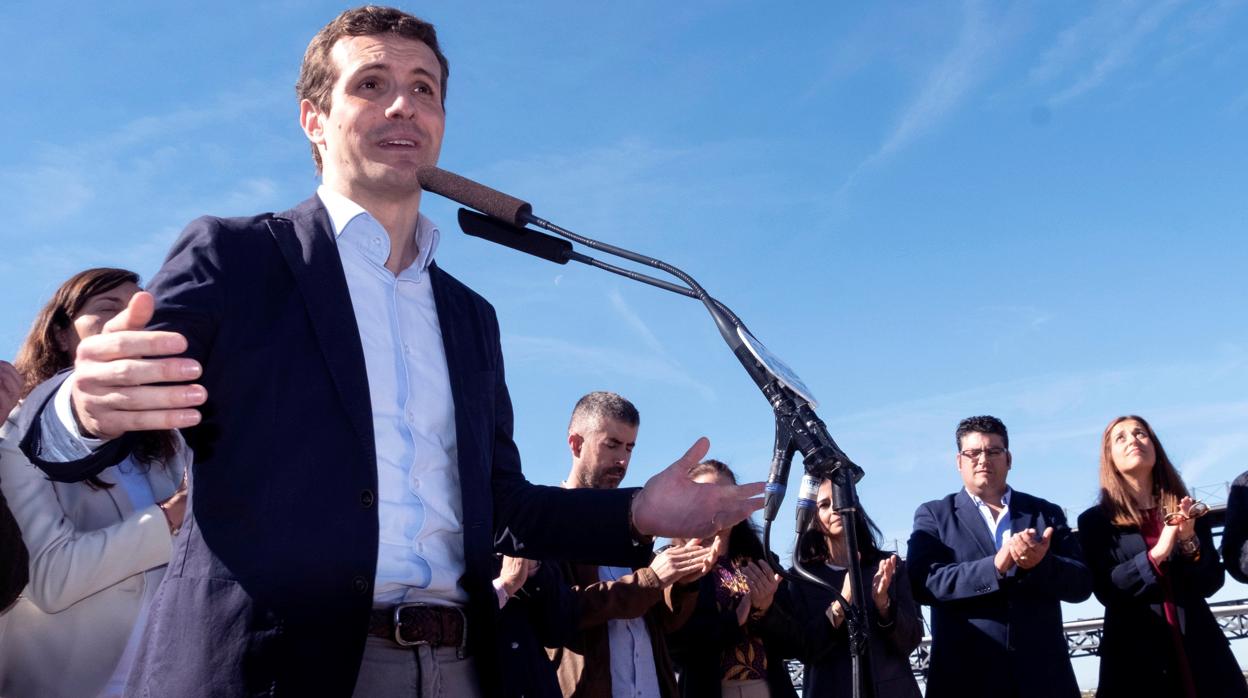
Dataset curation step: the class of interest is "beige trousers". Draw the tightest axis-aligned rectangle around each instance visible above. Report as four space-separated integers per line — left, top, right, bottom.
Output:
721 677 772 698
351 636 482 698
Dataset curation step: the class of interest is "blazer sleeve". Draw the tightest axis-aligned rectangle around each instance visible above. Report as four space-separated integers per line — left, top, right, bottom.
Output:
0 417 175 613
1168 518 1224 600
907 501 1002 604
668 572 747 655
20 216 229 482
1010 502 1093 603
515 561 580 650
881 559 924 657
1077 507 1166 606
771 570 844 663
480 302 648 569
1221 472 1248 584
567 563 666 629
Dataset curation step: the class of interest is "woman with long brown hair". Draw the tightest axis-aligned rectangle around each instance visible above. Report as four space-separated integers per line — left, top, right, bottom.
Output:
777 478 922 697
1076 415 1246 698
0 268 190 698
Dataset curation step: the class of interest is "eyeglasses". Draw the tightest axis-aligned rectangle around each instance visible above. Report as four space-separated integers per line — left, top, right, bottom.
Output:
1163 500 1210 526
958 447 1007 460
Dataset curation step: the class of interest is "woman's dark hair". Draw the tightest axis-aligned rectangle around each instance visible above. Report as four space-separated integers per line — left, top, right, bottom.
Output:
796 481 890 568
13 268 178 486
688 459 767 563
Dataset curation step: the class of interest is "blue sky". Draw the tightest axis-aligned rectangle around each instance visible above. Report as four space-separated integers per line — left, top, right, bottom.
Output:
3 1 1247 686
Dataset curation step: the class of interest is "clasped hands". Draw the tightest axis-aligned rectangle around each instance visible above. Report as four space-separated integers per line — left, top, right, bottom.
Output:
994 527 1054 574
1151 496 1204 561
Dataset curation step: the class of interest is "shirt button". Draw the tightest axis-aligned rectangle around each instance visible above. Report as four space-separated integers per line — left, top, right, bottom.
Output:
359 489 375 508
412 478 421 489
351 576 369 594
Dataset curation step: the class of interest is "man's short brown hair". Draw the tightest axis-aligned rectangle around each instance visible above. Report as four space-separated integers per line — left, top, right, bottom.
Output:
295 5 450 172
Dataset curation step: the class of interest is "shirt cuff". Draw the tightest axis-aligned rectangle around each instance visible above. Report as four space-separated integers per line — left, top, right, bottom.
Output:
40 381 105 460
493 578 509 609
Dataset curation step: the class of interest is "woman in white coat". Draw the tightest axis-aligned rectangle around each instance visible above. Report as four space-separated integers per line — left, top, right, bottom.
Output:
0 268 190 698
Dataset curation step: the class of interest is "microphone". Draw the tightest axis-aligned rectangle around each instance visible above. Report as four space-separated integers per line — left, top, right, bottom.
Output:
417 166 532 226
795 473 821 534
458 209 574 265
763 431 796 522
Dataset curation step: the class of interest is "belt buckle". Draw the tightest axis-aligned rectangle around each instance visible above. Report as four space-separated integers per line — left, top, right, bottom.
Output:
391 603 469 657
393 602 430 648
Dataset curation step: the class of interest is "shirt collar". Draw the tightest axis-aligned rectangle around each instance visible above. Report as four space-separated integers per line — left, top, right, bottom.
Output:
316 184 441 275
966 486 1012 508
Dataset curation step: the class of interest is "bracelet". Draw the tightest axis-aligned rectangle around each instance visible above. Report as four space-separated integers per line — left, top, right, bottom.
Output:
1178 536 1200 558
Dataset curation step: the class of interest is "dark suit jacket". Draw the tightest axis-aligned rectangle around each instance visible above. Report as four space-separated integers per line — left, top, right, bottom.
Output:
1078 505 1248 698
907 490 1091 698
1221 470 1248 585
22 196 648 697
771 545 922 698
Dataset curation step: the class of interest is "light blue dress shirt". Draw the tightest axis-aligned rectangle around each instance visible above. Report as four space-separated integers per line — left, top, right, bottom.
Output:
46 186 468 606
966 486 1013 551
599 565 661 698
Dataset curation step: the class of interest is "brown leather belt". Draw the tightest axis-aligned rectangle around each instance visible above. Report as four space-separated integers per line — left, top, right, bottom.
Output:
367 603 467 652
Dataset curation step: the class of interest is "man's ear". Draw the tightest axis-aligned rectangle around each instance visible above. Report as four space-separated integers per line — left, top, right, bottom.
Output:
300 98 327 149
568 432 583 458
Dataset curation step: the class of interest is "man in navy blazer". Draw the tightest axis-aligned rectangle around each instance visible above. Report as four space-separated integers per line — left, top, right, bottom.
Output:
20 7 763 697
907 416 1091 698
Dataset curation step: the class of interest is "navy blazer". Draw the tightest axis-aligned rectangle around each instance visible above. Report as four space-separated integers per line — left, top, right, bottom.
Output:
907 490 1091 698
23 196 648 697
1078 506 1247 698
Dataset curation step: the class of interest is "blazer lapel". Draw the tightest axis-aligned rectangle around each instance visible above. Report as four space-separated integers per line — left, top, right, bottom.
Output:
954 489 998 558
267 196 376 464
1008 491 1031 538
429 264 484 465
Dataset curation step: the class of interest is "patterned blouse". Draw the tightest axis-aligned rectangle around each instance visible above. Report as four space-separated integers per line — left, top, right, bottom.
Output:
712 557 768 681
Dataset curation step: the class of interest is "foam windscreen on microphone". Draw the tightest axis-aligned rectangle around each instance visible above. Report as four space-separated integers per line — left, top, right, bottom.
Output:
417 167 532 226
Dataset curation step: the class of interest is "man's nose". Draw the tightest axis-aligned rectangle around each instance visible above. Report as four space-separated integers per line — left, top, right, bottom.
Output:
385 92 418 119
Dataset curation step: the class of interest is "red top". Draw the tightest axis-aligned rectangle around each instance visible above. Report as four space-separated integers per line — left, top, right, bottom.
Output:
1141 508 1196 698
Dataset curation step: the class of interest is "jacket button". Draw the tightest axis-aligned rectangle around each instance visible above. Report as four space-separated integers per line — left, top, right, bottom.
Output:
352 576 369 594
360 489 375 508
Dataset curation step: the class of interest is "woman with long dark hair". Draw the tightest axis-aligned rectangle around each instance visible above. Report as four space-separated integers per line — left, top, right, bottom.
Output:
1077 415 1246 698
777 478 922 697
0 268 189 698
666 459 798 698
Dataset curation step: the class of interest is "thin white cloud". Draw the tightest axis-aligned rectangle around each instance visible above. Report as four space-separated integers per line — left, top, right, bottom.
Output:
1036 0 1187 106
608 288 667 356
834 0 1004 201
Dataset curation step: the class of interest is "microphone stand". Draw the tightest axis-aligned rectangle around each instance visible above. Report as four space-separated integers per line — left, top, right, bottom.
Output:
452 204 878 698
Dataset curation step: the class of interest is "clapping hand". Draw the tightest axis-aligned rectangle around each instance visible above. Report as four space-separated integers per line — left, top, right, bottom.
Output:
1010 527 1053 570
872 555 898 614
741 559 780 613
650 539 716 586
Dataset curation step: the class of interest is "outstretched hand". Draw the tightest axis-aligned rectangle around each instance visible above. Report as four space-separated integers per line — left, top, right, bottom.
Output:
0 360 20 420
68 291 206 439
629 437 764 539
